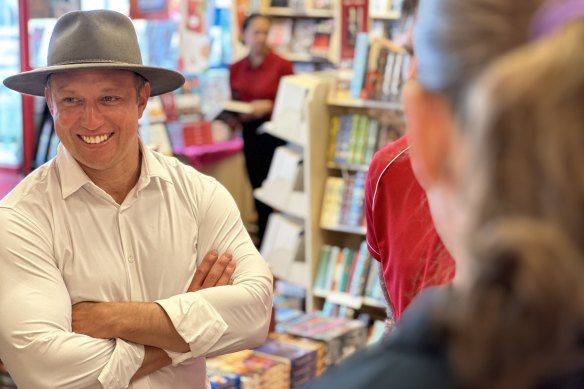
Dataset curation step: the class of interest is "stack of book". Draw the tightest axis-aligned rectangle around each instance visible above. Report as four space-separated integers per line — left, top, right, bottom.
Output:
207 349 290 389
280 313 368 366
269 333 327 377
254 338 318 387
181 120 214 146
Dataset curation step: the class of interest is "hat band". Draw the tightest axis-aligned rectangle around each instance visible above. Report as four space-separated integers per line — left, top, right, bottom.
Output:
50 59 139 66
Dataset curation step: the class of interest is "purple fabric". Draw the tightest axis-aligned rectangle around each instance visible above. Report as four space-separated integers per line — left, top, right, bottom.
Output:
530 0 584 39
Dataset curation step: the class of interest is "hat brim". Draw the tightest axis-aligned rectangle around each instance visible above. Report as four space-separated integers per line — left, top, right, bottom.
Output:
3 63 186 97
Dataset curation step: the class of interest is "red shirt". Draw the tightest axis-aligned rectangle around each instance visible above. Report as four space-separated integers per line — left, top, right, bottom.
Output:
229 50 294 106
365 135 455 320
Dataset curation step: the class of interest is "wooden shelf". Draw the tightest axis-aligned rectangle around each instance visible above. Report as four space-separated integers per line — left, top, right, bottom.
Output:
313 289 387 310
264 7 334 18
369 11 401 20
327 96 404 111
327 161 369 172
262 121 306 148
363 297 387 309
282 52 332 63
254 186 307 220
321 224 367 235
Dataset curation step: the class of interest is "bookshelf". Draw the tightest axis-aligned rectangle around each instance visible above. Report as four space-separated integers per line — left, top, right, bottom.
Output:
256 72 335 311
257 67 404 322
261 0 339 66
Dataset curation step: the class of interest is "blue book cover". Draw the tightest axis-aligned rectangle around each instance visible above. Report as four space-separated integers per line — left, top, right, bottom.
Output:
349 32 370 98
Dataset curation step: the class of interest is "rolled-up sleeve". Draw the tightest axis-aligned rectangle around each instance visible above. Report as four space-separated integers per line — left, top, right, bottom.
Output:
0 208 143 389
156 179 273 359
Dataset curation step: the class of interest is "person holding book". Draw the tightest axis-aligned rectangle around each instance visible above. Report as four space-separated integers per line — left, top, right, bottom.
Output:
302 0 584 387
364 0 455 324
229 13 294 246
0 10 273 388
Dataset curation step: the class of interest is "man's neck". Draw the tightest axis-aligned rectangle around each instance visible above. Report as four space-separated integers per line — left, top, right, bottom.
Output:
86 148 142 205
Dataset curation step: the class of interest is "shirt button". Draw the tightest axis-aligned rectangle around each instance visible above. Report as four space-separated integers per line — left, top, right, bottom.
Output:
128 255 135 263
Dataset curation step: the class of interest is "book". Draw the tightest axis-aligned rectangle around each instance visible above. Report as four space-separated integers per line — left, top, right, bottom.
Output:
348 241 373 297
310 19 334 58
349 32 370 99
320 177 344 227
314 245 332 289
340 0 369 60
326 116 340 163
268 18 294 51
222 100 253 114
323 245 341 290
290 19 317 54
254 338 318 385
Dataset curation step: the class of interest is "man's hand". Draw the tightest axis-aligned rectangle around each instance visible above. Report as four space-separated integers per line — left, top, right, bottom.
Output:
188 250 235 292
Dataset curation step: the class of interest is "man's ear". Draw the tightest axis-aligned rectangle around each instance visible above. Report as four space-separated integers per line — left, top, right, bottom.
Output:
403 80 456 190
44 87 54 116
137 82 151 118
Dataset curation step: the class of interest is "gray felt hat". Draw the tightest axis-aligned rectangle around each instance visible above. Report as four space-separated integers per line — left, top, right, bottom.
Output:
3 9 185 97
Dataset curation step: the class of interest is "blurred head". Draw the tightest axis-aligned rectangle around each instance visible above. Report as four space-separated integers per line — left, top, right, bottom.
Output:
405 0 584 386
403 0 551 260
242 14 271 58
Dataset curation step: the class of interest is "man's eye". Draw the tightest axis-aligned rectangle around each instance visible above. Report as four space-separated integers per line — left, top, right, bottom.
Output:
62 97 79 103
102 96 119 102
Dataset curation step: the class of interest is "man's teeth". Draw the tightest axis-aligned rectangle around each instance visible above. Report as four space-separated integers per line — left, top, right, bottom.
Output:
81 134 110 144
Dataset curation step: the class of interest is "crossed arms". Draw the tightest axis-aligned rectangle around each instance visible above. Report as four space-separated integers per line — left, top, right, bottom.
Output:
71 251 236 381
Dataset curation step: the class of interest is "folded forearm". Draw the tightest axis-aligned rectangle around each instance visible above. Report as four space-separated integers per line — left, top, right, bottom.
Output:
78 301 190 352
132 346 171 381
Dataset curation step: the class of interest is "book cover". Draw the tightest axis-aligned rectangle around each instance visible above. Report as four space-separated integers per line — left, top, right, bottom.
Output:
254 339 317 371
349 32 370 99
268 18 294 52
326 115 340 163
290 19 317 54
314 245 332 289
323 245 341 290
340 0 369 60
310 19 334 58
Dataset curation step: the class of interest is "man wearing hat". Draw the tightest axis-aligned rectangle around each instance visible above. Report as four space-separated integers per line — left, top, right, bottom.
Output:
0 9 273 389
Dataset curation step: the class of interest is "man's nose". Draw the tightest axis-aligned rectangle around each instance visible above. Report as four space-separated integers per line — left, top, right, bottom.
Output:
81 102 105 130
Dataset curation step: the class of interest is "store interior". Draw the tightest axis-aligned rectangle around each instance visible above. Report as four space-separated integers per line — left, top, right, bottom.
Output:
0 0 407 387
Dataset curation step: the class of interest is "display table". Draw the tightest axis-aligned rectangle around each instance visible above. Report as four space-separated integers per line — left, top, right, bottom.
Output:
173 138 256 232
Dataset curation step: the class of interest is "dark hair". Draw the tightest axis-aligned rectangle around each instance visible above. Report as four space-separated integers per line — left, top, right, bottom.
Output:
401 0 419 17
241 13 270 33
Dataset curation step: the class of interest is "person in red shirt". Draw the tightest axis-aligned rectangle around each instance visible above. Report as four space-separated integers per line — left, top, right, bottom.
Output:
229 14 294 246
364 0 455 322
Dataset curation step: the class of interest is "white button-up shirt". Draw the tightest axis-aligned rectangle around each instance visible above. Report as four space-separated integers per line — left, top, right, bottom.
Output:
0 143 273 389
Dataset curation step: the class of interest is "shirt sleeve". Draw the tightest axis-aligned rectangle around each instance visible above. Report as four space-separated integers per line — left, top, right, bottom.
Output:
0 207 144 389
156 178 273 359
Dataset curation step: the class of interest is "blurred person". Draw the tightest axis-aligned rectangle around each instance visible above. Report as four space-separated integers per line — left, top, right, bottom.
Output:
364 0 455 323
229 13 294 246
302 0 584 387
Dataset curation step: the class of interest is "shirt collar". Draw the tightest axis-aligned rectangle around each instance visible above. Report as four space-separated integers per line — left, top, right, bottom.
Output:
56 139 173 200
245 49 274 70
